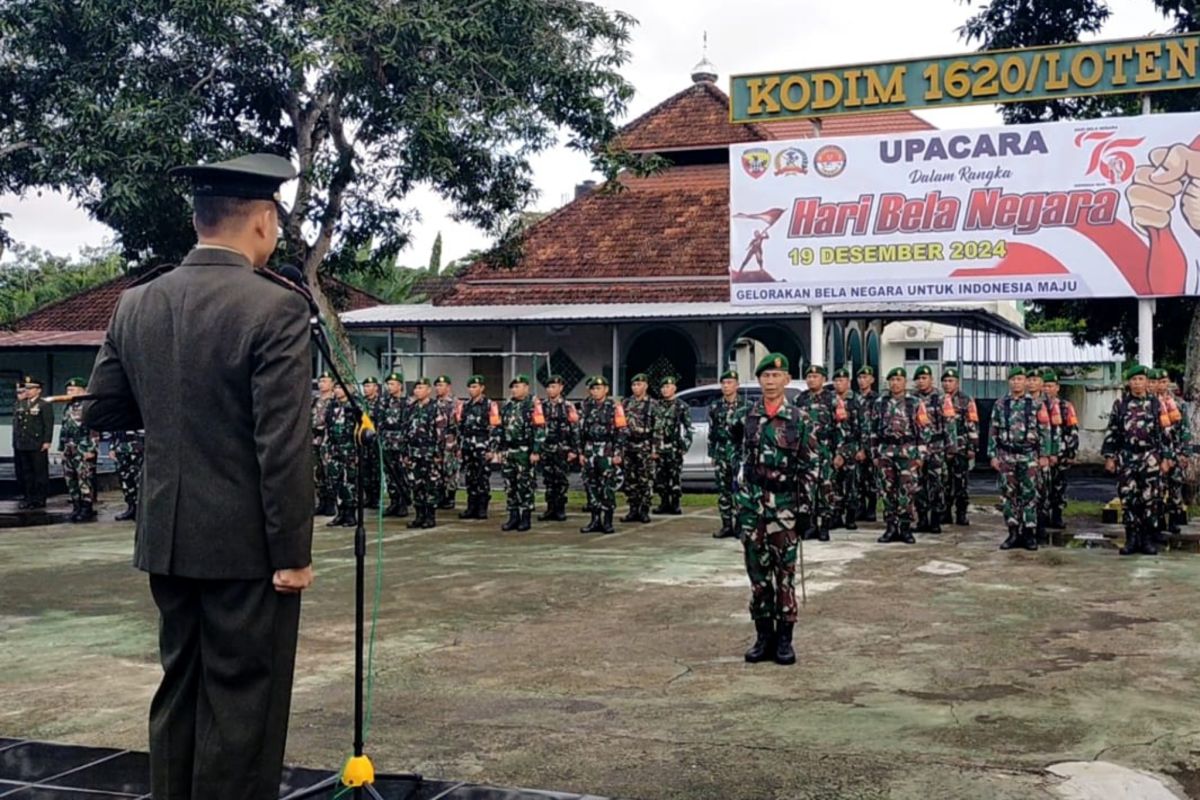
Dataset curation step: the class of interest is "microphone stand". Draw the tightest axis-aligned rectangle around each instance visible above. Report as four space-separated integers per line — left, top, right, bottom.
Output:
283 305 421 800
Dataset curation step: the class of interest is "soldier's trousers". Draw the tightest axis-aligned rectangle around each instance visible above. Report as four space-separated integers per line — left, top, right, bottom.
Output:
539 448 570 510
1036 460 1055 522
582 447 620 513
653 445 683 507
1049 461 1070 514
807 456 835 527
148 575 300 800
997 453 1038 529
877 444 919 526
1164 462 1185 518
115 447 143 505
713 454 739 528
945 451 971 512
15 449 48 504
61 445 95 504
1117 452 1163 529
737 487 800 623
406 447 444 511
503 450 535 515
623 440 653 511
833 460 858 521
326 445 357 514
313 442 333 505
856 458 877 512
382 446 410 508
441 441 460 505
915 445 946 519
461 445 491 508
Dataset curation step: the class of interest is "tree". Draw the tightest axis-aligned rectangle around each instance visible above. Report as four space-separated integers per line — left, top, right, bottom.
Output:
0 244 127 325
958 0 1200 400
428 231 443 275
0 0 651 342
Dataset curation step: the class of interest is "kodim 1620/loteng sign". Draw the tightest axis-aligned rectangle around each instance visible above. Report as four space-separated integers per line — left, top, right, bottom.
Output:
729 113 1200 304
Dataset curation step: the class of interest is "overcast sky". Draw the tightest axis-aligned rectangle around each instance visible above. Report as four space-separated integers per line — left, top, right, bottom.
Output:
0 0 1169 266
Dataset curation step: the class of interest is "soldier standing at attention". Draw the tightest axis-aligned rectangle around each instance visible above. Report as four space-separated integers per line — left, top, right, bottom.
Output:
312 371 335 516
378 372 411 518
360 377 383 512
539 375 579 522
434 375 461 510
621 373 655 523
910 365 948 534
112 430 144 521
989 367 1053 551
59 378 100 523
941 367 979 526
13 376 52 509
324 383 358 528
1026 368 1061 543
871 368 930 544
736 353 815 666
458 374 499 520
651 375 693 516
406 378 448 529
1103 365 1174 555
794 364 842 542
1043 371 1078 532
1159 373 1192 532
708 369 747 539
830 368 863 531
579 376 627 534
12 381 27 505
855 366 880 522
496 374 546 532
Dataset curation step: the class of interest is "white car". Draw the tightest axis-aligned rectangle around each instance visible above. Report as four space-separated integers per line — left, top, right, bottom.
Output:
678 381 807 486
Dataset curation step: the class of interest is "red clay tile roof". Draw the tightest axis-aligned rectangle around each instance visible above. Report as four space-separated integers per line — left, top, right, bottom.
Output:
0 330 108 348
616 81 771 151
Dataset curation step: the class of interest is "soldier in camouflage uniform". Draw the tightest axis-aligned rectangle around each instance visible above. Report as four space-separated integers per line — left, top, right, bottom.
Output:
708 369 747 539
1160 374 1193 532
941 367 979 526
59 377 100 522
457 374 499 520
406 377 449 529
312 371 336 515
651 375 693 515
579 376 627 534
495 374 547 532
793 364 843 542
989 367 1053 551
621 373 655 523
1103 365 1175 555
910 365 948 534
830 368 864 531
736 352 815 666
434 375 461 510
324 383 358 527
855 366 880 521
871 368 931 543
539 375 579 522
379 372 411 517
1026 368 1062 542
361 377 383 511
1044 371 1079 531
112 430 144 521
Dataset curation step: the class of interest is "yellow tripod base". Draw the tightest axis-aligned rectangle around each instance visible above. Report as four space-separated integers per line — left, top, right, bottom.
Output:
342 755 376 788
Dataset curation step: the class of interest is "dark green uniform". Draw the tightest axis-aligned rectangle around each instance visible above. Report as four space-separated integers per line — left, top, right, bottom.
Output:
651 394 693 514
324 396 358 526
622 393 655 520
497 391 546 530
989 388 1052 550
539 390 579 521
59 394 99 521
112 430 144 519
458 393 499 519
13 385 53 508
579 383 628 533
1102 385 1174 555
378 388 411 517
708 391 748 538
870 388 931 542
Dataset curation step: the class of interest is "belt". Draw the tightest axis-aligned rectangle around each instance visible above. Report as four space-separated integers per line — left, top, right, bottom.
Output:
1123 444 1156 453
997 443 1034 454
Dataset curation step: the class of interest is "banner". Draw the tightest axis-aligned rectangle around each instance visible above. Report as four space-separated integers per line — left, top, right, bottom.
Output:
730 34 1200 122
729 113 1200 304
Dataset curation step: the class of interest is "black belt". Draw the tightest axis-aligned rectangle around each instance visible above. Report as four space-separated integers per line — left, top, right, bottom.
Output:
997 444 1034 454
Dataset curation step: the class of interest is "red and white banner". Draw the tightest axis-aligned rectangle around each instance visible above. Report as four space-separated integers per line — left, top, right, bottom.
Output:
729 113 1200 304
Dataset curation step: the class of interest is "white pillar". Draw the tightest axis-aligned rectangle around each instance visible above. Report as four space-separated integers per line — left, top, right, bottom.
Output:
611 325 620 388
509 326 518 380
1139 298 1156 366
716 322 725 376
810 306 825 368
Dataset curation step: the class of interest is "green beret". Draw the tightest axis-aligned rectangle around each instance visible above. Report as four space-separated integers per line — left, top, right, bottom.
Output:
385 372 404 383
1008 366 1026 379
1148 368 1165 380
631 373 649 384
913 365 932 378
587 375 610 388
1124 364 1148 381
510 373 530 387
415 377 432 386
941 367 959 380
857 366 875 377
755 352 789 376
467 374 486 386
547 374 565 386
1042 369 1059 383
886 367 906 380
318 371 333 380
719 369 739 382
65 377 87 389
805 364 828 378
434 375 452 385
660 375 677 387
362 377 379 386
832 368 850 379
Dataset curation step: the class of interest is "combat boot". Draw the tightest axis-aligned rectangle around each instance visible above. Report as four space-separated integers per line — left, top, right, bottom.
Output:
928 513 942 534
407 508 425 529
877 521 898 544
862 493 878 522
326 509 346 527
1036 516 1048 544
621 507 640 523
1119 526 1140 556
459 497 479 520
744 619 775 663
75 502 97 523
899 520 915 544
382 500 398 518
940 508 953 525
1140 524 1159 555
1022 526 1038 550
552 501 567 522
774 622 796 666
652 501 669 515
1167 513 1182 535
601 510 615 534
517 510 532 532
321 498 338 516
817 524 830 542
340 509 358 527
844 508 858 531
955 500 969 527
539 503 559 522
1048 507 1064 530
395 500 410 517
67 500 81 523
422 507 438 529
500 509 520 531
437 496 455 511
915 511 930 533
829 512 843 531
114 503 136 522
580 511 602 534
639 505 653 523
999 524 1020 550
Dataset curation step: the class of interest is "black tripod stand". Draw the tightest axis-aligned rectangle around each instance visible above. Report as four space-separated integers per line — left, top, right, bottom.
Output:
282 300 421 800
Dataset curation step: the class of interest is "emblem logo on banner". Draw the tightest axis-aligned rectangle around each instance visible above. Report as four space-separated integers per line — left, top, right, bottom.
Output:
1075 130 1145 184
741 148 770 179
814 145 847 178
774 148 808 176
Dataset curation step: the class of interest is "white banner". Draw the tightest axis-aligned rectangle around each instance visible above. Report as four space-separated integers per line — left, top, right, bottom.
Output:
729 113 1200 304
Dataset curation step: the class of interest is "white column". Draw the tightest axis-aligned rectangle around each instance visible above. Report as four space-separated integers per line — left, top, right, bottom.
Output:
510 326 518 380
611 325 621 387
809 307 825 367
1139 298 1156 366
716 322 725 375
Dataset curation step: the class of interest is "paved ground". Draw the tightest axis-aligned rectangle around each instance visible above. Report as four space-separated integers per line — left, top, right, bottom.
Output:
3 492 1200 799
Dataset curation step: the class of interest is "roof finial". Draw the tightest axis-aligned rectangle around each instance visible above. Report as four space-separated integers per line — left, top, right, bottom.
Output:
691 32 718 84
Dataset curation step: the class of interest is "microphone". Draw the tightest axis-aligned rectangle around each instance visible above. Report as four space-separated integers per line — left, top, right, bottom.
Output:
276 264 320 318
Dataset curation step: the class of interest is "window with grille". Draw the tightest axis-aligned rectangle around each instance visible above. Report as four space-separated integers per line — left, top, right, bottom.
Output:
536 348 584 395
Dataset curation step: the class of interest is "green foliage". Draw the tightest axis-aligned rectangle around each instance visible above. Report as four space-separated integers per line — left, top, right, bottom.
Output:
428 232 443 275
1023 313 1086 334
0 244 127 325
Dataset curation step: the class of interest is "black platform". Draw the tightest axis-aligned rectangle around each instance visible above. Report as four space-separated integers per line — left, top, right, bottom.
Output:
0 739 608 799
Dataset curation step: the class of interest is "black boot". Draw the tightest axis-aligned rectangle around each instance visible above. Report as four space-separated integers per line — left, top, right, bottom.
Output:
877 521 897 543
844 507 858 531
1140 524 1159 555
422 507 437 529
76 502 97 523
1119 526 1140 556
517 510 532 532
862 493 878 522
999 524 1020 550
382 500 398 518
1167 513 1182 535
899 520 915 544
928 512 942 534
340 509 358 527
115 503 137 521
940 508 953 525
396 501 410 518
955 500 969 527
601 510 615 534
774 622 796 666
744 619 775 663
326 509 347 527
551 500 567 522
916 511 930 533
828 512 843 531
580 511 601 534
437 496 455 510
407 508 425 529
817 523 830 542
621 507 640 523
476 499 489 520
668 498 683 515
638 505 653 523
538 503 558 522
68 500 81 523
1022 526 1038 550
1048 507 1064 530
321 498 338 516
501 509 520 531
460 497 479 520
1036 516 1048 545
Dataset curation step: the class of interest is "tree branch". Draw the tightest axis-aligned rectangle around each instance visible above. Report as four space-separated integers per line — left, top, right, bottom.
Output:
0 141 34 158
303 97 353 281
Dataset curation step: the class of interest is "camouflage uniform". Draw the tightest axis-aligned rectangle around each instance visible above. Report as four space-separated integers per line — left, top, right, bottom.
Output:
539 392 580 521
59 397 99 520
377 391 411 516
651 393 693 514
621 392 655 520
1102 388 1174 555
458 393 499 519
324 396 358 524
793 383 842 539
361 389 383 510
870 392 931 542
708 392 748 537
989 390 1052 549
311 392 335 513
405 394 451 528
1164 395 1192 529
855 387 879 520
436 389 461 509
1028 389 1062 537
831 387 864 530
1046 393 1079 529
578 386 628 533
112 430 145 510
497 391 547 530
943 387 980 525
912 381 949 532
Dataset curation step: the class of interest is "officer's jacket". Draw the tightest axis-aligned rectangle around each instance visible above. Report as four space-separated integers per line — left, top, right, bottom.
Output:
988 394 1053 459
13 397 53 451
1101 393 1174 460
833 390 865 458
59 399 98 453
